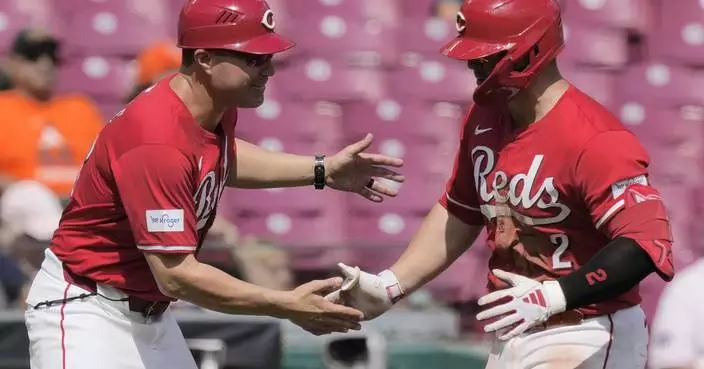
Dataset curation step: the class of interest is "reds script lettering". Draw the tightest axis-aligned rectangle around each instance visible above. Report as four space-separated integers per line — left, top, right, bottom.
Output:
472 145 574 270
195 171 218 230
472 146 571 225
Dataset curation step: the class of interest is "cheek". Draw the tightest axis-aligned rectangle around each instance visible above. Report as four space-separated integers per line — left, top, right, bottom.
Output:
211 64 249 90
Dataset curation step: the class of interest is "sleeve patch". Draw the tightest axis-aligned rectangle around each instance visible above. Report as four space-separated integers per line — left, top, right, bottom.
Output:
611 175 648 199
146 209 185 232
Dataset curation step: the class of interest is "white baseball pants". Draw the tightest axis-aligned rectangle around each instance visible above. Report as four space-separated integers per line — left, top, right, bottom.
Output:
24 249 198 369
484 305 649 369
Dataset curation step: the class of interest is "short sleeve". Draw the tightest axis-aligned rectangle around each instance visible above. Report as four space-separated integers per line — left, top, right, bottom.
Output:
573 131 650 230
648 269 700 368
438 119 484 225
113 145 199 253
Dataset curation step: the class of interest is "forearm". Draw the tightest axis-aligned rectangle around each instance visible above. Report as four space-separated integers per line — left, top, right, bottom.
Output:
165 260 291 318
390 204 483 294
228 138 317 189
557 237 655 310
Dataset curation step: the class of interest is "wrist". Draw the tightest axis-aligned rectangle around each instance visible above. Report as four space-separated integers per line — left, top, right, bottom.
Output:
542 280 567 315
313 155 326 189
378 269 405 304
265 289 294 319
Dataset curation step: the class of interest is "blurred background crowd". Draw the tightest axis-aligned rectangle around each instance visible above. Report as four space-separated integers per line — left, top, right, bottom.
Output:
0 0 702 367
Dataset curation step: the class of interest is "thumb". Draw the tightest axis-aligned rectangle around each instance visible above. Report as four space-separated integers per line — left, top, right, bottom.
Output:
345 133 374 155
492 269 525 286
337 263 361 291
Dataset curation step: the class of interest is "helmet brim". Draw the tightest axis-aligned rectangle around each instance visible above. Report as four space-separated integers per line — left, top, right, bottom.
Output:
440 36 512 61
228 32 296 55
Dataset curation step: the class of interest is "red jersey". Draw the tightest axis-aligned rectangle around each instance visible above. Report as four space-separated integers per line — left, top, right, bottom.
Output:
439 85 673 316
51 76 237 301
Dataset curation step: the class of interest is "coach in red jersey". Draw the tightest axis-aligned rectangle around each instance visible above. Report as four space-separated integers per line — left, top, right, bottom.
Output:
327 1 674 368
23 1 405 368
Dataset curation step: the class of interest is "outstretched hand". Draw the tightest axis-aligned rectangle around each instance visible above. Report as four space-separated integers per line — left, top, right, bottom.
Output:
325 133 405 202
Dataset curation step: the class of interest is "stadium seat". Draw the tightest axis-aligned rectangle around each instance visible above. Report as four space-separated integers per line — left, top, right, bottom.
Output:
63 0 170 57
275 57 387 101
284 0 399 24
230 186 347 214
614 63 704 108
399 0 436 18
560 64 618 111
616 104 704 152
396 17 456 56
427 242 491 302
386 54 476 103
57 56 135 102
560 21 629 67
648 0 704 67
236 99 344 142
0 0 61 53
561 0 654 33
340 99 463 140
285 15 397 66
345 211 425 247
233 206 346 249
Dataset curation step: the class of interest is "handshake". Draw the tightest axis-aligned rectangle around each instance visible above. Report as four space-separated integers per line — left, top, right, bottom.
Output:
283 263 405 336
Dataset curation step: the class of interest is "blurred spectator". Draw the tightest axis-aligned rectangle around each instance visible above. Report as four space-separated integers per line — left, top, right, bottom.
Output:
433 0 463 21
126 39 181 102
0 28 104 200
231 236 294 291
0 253 29 309
0 180 63 272
648 258 704 369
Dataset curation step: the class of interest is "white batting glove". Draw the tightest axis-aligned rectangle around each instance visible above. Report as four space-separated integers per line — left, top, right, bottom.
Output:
324 263 405 320
476 269 567 341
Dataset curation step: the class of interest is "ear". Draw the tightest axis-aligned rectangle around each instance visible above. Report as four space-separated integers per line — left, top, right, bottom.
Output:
194 49 214 75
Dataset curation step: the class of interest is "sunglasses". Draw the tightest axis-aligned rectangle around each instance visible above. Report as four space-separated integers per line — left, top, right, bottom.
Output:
212 49 273 67
14 40 62 65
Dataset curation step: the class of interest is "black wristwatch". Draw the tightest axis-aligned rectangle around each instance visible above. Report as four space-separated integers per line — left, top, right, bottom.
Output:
314 155 326 190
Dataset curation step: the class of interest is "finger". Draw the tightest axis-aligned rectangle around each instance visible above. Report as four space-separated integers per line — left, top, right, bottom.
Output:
324 301 365 321
358 153 404 167
345 133 374 155
477 289 513 306
318 317 362 331
498 321 530 341
370 167 405 183
368 180 400 197
492 269 525 286
357 187 383 202
476 302 515 321
483 313 523 333
303 277 344 295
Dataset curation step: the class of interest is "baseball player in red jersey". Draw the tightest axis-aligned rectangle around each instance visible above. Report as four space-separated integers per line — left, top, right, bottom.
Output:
326 0 675 368
23 1 406 368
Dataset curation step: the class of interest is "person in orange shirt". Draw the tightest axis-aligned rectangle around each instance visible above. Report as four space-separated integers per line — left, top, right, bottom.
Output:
0 29 104 200
126 40 181 102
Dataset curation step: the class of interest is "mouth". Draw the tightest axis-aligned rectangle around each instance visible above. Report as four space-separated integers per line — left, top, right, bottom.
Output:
250 79 268 90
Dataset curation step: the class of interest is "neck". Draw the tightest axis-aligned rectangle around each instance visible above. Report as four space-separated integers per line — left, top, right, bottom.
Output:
507 66 569 128
16 86 51 103
170 72 225 132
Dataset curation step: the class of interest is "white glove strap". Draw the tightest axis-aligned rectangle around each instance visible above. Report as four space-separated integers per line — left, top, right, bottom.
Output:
542 280 567 315
378 270 404 304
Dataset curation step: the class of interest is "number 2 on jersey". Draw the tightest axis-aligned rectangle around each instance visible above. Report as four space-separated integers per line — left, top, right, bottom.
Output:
549 233 572 270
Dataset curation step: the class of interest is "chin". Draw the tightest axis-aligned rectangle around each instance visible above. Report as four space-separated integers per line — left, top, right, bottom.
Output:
236 95 265 109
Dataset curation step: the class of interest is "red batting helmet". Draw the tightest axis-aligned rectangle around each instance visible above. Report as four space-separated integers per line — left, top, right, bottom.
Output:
440 0 564 106
177 0 295 55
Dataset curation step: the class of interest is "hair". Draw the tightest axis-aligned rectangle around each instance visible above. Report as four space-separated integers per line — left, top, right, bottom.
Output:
181 48 195 68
